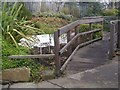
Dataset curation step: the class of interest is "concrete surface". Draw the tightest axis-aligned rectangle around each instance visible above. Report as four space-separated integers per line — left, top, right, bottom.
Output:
2 32 119 89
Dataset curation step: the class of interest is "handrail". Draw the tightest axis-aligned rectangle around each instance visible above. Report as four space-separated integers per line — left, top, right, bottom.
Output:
59 29 101 54
58 18 103 35
8 54 55 59
54 18 104 76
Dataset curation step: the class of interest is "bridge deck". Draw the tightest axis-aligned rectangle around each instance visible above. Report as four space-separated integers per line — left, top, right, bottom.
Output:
65 32 111 75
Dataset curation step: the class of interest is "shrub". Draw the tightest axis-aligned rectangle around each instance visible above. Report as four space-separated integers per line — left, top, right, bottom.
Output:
34 12 73 21
79 24 103 39
1 3 50 82
18 3 32 20
2 2 42 47
102 9 118 16
79 24 102 32
2 39 49 82
79 24 90 32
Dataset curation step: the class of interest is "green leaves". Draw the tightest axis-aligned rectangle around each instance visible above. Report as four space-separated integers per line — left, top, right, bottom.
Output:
102 9 118 16
2 2 32 47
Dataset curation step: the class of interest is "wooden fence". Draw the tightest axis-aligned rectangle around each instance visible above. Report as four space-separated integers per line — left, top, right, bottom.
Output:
109 20 120 60
8 17 104 76
54 17 104 76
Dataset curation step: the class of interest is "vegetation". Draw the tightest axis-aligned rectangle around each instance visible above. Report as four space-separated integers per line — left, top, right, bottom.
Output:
102 8 118 16
1 2 50 82
85 2 103 16
35 12 74 21
79 24 103 39
1 2 70 82
2 1 117 82
61 2 80 18
18 3 32 20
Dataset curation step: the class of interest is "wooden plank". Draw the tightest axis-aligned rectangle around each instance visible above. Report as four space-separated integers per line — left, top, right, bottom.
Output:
118 20 120 49
89 23 92 40
109 24 115 60
80 29 101 35
67 31 72 56
59 20 79 35
59 34 79 54
74 25 80 47
54 31 61 76
78 37 102 48
78 18 103 25
101 21 104 38
83 16 103 19
60 44 80 72
8 54 55 59
59 18 103 35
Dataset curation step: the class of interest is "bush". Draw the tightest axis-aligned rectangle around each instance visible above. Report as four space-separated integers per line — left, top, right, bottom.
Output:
18 3 32 20
102 9 118 16
79 24 102 32
2 39 48 82
34 12 73 21
79 24 103 39
2 2 42 47
61 7 80 18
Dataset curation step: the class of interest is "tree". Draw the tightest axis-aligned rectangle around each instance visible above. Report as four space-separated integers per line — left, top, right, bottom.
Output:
85 2 103 16
61 2 80 18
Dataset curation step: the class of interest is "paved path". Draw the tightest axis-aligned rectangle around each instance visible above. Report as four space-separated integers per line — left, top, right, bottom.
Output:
2 32 119 89
66 32 110 75
3 60 118 89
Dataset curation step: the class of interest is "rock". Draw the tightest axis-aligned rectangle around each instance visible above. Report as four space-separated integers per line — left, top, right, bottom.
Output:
2 67 30 82
41 70 55 80
0 72 2 80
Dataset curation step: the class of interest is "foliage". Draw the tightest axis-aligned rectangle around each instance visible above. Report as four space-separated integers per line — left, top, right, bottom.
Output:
2 2 23 47
1 2 42 47
79 24 103 39
61 2 80 18
102 9 118 16
40 2 49 12
2 39 50 82
1 3 53 82
85 2 103 16
118 7 120 18
18 3 32 20
30 17 70 34
79 24 103 32
61 5 80 18
35 12 74 21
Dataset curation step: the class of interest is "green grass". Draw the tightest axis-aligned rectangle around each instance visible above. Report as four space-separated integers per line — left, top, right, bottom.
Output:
2 39 52 82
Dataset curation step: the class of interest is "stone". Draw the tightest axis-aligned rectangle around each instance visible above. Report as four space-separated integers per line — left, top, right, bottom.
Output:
10 83 37 88
2 67 30 82
41 70 55 80
0 72 2 81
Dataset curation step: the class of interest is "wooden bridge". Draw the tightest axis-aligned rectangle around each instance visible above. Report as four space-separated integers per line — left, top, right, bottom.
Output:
9 17 120 77
54 17 119 76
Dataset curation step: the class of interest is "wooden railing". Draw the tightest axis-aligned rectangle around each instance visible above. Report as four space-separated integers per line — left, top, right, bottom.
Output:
54 17 104 76
109 20 120 59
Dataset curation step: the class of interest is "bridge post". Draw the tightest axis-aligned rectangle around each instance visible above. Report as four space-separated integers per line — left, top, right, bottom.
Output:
75 25 80 46
67 31 72 57
117 21 120 50
101 21 104 39
89 23 92 40
109 23 116 59
54 30 61 76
